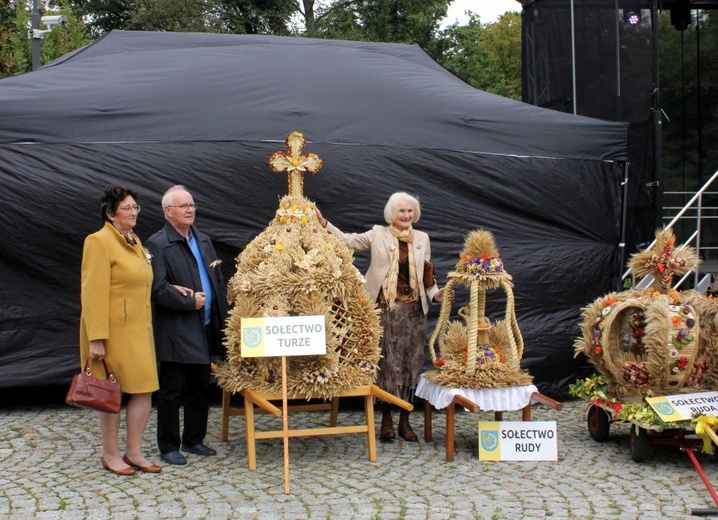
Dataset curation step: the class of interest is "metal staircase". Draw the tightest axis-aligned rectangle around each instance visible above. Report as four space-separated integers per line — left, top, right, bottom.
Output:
622 169 718 294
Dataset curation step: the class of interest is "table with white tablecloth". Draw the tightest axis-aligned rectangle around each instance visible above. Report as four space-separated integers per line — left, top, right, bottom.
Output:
415 376 563 461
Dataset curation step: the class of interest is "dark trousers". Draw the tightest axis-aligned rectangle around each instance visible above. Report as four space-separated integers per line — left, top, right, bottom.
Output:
156 361 210 454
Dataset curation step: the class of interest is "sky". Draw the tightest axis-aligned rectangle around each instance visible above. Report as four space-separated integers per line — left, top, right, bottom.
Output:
441 0 521 27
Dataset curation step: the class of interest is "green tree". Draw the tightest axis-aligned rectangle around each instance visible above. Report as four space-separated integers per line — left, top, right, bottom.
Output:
313 0 449 48
2 0 522 98
310 1 362 40
74 0 293 35
0 1 32 76
481 12 521 99
67 0 451 42
219 0 294 35
127 0 215 31
356 0 448 48
40 5 93 63
0 1 91 77
71 0 138 35
437 12 522 100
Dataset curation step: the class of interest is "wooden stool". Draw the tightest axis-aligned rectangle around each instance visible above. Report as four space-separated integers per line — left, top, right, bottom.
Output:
221 384 411 470
220 389 335 443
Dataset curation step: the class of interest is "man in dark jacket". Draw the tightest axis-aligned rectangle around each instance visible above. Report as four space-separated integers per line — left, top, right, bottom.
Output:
146 185 228 466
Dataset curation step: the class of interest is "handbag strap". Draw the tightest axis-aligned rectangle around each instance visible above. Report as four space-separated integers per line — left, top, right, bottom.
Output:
83 358 118 383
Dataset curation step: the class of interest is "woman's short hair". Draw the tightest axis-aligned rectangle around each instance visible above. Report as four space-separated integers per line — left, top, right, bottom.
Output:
101 185 139 222
384 192 421 225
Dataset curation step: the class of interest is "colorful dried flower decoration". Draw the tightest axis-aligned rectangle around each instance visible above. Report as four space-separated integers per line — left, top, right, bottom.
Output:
621 362 652 387
458 253 504 276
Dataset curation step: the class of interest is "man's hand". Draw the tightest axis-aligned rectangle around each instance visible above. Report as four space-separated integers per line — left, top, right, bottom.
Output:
195 292 206 310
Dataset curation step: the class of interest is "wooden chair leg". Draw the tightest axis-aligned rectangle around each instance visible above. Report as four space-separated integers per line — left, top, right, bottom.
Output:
244 393 257 471
424 399 433 442
330 397 339 427
221 389 231 442
522 404 532 421
364 394 377 462
446 403 456 462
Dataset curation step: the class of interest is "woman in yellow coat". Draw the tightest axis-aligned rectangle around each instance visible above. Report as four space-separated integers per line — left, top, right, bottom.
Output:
79 185 160 475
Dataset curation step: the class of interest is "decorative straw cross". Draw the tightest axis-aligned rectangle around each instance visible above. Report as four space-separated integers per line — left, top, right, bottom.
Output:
269 131 323 196
629 228 699 295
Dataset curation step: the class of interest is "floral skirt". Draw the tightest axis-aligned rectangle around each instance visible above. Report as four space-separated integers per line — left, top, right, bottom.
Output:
376 299 427 404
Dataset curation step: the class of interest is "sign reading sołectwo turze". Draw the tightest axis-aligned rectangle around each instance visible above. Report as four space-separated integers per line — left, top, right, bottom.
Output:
241 315 327 357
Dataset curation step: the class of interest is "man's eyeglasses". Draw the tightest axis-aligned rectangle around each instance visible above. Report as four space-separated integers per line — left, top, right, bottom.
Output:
117 204 141 213
167 203 197 211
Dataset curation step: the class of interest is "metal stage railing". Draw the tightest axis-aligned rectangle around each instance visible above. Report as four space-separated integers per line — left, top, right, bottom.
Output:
622 169 718 294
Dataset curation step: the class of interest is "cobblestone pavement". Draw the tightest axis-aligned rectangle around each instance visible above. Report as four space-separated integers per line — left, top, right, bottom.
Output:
2 398 718 519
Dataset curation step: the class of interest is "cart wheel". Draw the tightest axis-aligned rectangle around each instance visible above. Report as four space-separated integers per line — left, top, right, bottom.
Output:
587 404 611 442
629 426 652 462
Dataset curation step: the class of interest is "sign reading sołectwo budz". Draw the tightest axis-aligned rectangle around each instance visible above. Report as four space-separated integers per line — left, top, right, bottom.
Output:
241 315 327 357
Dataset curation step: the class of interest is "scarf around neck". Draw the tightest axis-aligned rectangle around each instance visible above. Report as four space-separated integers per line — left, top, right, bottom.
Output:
383 224 418 308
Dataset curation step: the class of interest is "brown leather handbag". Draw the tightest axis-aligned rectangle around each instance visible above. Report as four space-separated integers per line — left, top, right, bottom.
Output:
423 260 436 287
66 359 122 413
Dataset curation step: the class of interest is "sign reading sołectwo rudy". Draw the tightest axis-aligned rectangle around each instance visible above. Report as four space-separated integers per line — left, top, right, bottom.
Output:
241 315 327 357
478 421 558 461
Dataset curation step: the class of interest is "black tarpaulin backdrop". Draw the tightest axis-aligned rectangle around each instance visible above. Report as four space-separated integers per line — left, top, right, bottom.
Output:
0 31 628 397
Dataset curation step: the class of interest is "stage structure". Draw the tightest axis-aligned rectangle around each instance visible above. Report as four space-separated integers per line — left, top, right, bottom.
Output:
521 0 718 264
521 0 657 267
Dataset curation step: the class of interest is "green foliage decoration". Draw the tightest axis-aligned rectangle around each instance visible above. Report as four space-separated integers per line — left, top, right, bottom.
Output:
570 373 694 431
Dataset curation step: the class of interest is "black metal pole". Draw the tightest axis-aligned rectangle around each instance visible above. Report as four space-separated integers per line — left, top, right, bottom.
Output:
652 0 663 229
31 0 40 70
696 11 703 188
619 161 630 289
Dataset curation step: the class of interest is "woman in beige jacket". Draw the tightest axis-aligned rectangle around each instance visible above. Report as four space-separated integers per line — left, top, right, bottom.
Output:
317 192 444 442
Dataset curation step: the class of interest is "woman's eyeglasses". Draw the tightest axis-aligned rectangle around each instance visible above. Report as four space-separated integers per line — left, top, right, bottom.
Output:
117 204 141 213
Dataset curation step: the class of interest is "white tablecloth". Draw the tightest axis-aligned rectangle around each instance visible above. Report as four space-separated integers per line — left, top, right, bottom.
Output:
415 376 539 411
